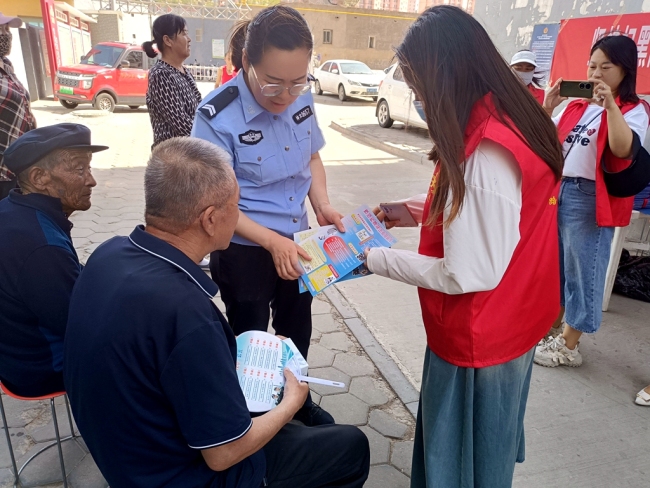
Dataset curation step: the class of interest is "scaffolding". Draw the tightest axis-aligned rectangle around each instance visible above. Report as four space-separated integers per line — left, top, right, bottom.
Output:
92 0 252 21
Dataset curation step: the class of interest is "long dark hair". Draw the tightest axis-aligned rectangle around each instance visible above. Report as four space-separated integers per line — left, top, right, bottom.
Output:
228 5 312 70
591 35 639 104
142 14 186 58
395 6 563 226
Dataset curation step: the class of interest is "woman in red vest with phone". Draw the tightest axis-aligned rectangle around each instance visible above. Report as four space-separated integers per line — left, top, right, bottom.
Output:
537 35 649 370
365 6 563 487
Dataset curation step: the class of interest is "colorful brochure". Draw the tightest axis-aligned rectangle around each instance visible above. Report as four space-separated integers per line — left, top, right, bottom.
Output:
235 331 308 412
296 205 397 296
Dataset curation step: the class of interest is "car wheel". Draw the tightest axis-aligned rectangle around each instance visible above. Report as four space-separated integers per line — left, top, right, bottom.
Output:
377 100 394 128
128 105 140 110
372 96 378 102
338 84 347 102
94 93 116 113
59 99 78 109
315 80 323 95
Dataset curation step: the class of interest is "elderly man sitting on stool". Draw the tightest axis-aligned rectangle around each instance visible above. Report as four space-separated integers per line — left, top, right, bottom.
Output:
0 123 105 397
64 137 370 488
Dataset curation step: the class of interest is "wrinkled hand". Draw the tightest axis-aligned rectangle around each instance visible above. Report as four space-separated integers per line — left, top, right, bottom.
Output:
372 206 398 230
590 79 615 110
266 234 311 281
280 368 309 413
543 78 567 113
316 203 345 232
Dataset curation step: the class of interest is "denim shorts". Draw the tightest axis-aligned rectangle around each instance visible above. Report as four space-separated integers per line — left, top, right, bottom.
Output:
411 346 535 488
558 178 615 334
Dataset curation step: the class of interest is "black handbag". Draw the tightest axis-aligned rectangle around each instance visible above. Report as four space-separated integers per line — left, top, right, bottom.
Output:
601 131 650 198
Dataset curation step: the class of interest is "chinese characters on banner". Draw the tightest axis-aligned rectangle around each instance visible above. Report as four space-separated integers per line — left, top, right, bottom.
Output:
550 13 650 94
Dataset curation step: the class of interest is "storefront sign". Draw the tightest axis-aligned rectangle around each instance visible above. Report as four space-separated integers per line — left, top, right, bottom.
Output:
550 13 650 94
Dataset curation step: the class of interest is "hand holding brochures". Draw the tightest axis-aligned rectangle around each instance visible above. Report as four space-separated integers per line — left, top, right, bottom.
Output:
294 205 398 296
236 331 344 412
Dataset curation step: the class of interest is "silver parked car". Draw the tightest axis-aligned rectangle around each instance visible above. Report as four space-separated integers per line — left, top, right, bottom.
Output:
375 64 428 130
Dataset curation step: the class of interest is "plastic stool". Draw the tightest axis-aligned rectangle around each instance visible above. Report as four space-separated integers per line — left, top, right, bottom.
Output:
0 382 77 488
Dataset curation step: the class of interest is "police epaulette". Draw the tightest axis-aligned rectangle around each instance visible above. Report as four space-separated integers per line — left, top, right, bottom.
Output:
199 86 239 119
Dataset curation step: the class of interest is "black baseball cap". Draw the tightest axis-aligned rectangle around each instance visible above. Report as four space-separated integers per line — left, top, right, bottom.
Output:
2 123 108 175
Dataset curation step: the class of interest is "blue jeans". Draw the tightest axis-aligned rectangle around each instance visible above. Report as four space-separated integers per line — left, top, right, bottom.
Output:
558 178 614 334
411 347 535 488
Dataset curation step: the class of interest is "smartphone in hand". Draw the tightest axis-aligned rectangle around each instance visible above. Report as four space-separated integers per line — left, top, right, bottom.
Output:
379 202 419 227
559 81 594 99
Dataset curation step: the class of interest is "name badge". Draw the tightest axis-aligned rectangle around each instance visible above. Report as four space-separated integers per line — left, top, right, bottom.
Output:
292 106 313 125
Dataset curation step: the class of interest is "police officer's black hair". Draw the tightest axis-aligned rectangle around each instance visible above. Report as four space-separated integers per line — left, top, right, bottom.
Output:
591 35 639 104
142 14 186 58
229 5 312 71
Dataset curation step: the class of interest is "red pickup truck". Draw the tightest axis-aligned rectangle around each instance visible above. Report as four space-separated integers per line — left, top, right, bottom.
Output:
55 42 151 112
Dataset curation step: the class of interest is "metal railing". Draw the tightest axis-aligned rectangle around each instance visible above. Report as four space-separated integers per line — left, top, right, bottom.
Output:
92 0 252 21
184 64 220 81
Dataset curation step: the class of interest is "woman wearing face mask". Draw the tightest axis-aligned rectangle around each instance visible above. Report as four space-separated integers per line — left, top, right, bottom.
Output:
143 14 201 148
0 13 36 200
536 36 649 369
510 50 545 104
214 51 238 88
192 6 344 427
366 6 563 486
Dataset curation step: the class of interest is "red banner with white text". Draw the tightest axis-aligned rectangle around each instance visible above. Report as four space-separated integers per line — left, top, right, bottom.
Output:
550 13 650 95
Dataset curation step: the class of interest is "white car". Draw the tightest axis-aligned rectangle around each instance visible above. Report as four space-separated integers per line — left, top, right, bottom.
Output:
314 60 384 101
376 64 428 130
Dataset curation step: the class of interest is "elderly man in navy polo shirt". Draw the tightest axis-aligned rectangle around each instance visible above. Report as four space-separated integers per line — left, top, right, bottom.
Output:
64 137 370 488
0 123 105 397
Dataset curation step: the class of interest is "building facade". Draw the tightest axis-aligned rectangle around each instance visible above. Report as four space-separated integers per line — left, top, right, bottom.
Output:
418 0 474 14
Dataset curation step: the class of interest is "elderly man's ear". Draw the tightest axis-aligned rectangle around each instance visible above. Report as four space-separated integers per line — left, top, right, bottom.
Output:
199 206 219 237
25 166 52 191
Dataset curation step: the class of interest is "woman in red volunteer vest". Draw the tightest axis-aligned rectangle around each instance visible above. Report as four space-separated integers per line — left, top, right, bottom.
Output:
536 35 649 370
365 7 563 487
214 51 239 88
510 50 545 104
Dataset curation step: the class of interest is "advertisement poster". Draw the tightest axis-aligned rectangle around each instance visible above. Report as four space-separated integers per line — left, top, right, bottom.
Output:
530 23 560 80
550 14 650 94
212 39 225 59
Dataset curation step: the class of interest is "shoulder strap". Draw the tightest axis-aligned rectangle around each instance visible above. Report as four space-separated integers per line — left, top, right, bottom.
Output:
199 86 239 119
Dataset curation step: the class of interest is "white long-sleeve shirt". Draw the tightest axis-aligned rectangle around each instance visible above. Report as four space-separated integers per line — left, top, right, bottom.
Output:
367 140 522 295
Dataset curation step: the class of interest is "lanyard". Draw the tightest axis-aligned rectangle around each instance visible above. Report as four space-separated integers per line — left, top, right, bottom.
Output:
563 109 604 161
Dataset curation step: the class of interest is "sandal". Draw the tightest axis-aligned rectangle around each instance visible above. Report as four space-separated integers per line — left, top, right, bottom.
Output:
634 387 650 406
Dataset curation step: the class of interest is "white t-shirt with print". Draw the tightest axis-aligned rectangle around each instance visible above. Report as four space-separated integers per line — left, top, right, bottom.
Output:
552 103 649 180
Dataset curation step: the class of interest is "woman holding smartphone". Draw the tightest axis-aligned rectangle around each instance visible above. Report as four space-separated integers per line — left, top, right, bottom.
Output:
192 5 344 427
537 35 649 368
366 6 563 486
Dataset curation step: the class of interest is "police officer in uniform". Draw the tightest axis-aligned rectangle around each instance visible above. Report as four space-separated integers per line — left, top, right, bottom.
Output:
192 6 344 426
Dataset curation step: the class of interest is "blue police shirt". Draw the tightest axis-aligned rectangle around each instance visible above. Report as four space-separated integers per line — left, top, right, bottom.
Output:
0 190 80 396
192 72 326 245
63 226 265 488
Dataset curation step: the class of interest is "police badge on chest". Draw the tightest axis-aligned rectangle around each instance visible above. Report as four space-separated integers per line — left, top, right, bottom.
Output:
239 130 264 145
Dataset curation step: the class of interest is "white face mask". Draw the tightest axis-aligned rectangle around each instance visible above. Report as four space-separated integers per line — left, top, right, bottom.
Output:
515 70 534 86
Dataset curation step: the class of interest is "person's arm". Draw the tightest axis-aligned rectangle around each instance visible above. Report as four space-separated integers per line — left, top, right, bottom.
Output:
201 368 308 471
591 79 634 158
543 78 567 117
214 66 223 88
367 141 522 294
148 69 196 137
308 151 345 232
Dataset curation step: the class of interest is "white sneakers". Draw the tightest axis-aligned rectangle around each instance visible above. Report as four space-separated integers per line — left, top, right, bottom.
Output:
635 387 650 407
534 336 583 368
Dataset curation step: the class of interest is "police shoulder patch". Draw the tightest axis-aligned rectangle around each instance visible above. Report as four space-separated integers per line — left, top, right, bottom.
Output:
292 105 313 125
200 86 239 119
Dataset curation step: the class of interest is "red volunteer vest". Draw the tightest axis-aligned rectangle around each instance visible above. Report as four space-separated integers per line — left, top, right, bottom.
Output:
556 99 648 227
528 84 545 105
221 66 238 84
418 94 560 368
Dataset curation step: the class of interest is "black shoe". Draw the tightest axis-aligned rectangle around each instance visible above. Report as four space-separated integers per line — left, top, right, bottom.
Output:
293 400 335 426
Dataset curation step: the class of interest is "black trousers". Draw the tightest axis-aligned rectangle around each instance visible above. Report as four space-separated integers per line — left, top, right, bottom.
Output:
262 423 370 487
210 243 313 359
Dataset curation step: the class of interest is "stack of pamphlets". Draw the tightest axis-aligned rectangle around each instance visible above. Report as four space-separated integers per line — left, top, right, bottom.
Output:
236 331 344 412
294 205 397 296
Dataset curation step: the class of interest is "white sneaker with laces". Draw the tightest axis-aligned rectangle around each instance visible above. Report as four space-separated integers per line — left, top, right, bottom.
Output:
534 336 583 368
635 387 650 406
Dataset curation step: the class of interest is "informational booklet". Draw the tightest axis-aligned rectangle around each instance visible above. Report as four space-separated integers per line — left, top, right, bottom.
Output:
296 205 397 296
235 331 308 412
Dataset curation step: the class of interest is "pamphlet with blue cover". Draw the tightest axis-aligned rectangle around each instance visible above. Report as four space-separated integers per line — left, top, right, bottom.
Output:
296 205 397 296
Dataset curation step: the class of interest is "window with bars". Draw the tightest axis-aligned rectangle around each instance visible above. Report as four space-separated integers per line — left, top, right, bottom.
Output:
323 29 333 44
195 28 203 43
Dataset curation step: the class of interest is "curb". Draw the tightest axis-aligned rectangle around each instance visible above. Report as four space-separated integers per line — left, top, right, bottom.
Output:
324 286 420 419
330 121 430 166
313 94 375 107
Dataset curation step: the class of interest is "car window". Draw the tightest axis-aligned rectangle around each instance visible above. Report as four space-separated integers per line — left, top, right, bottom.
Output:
340 62 373 75
393 66 404 82
81 44 125 67
331 63 339 73
321 62 331 73
124 50 144 69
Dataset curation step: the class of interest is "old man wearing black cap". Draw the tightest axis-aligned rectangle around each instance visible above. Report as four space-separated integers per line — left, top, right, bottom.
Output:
0 123 107 397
